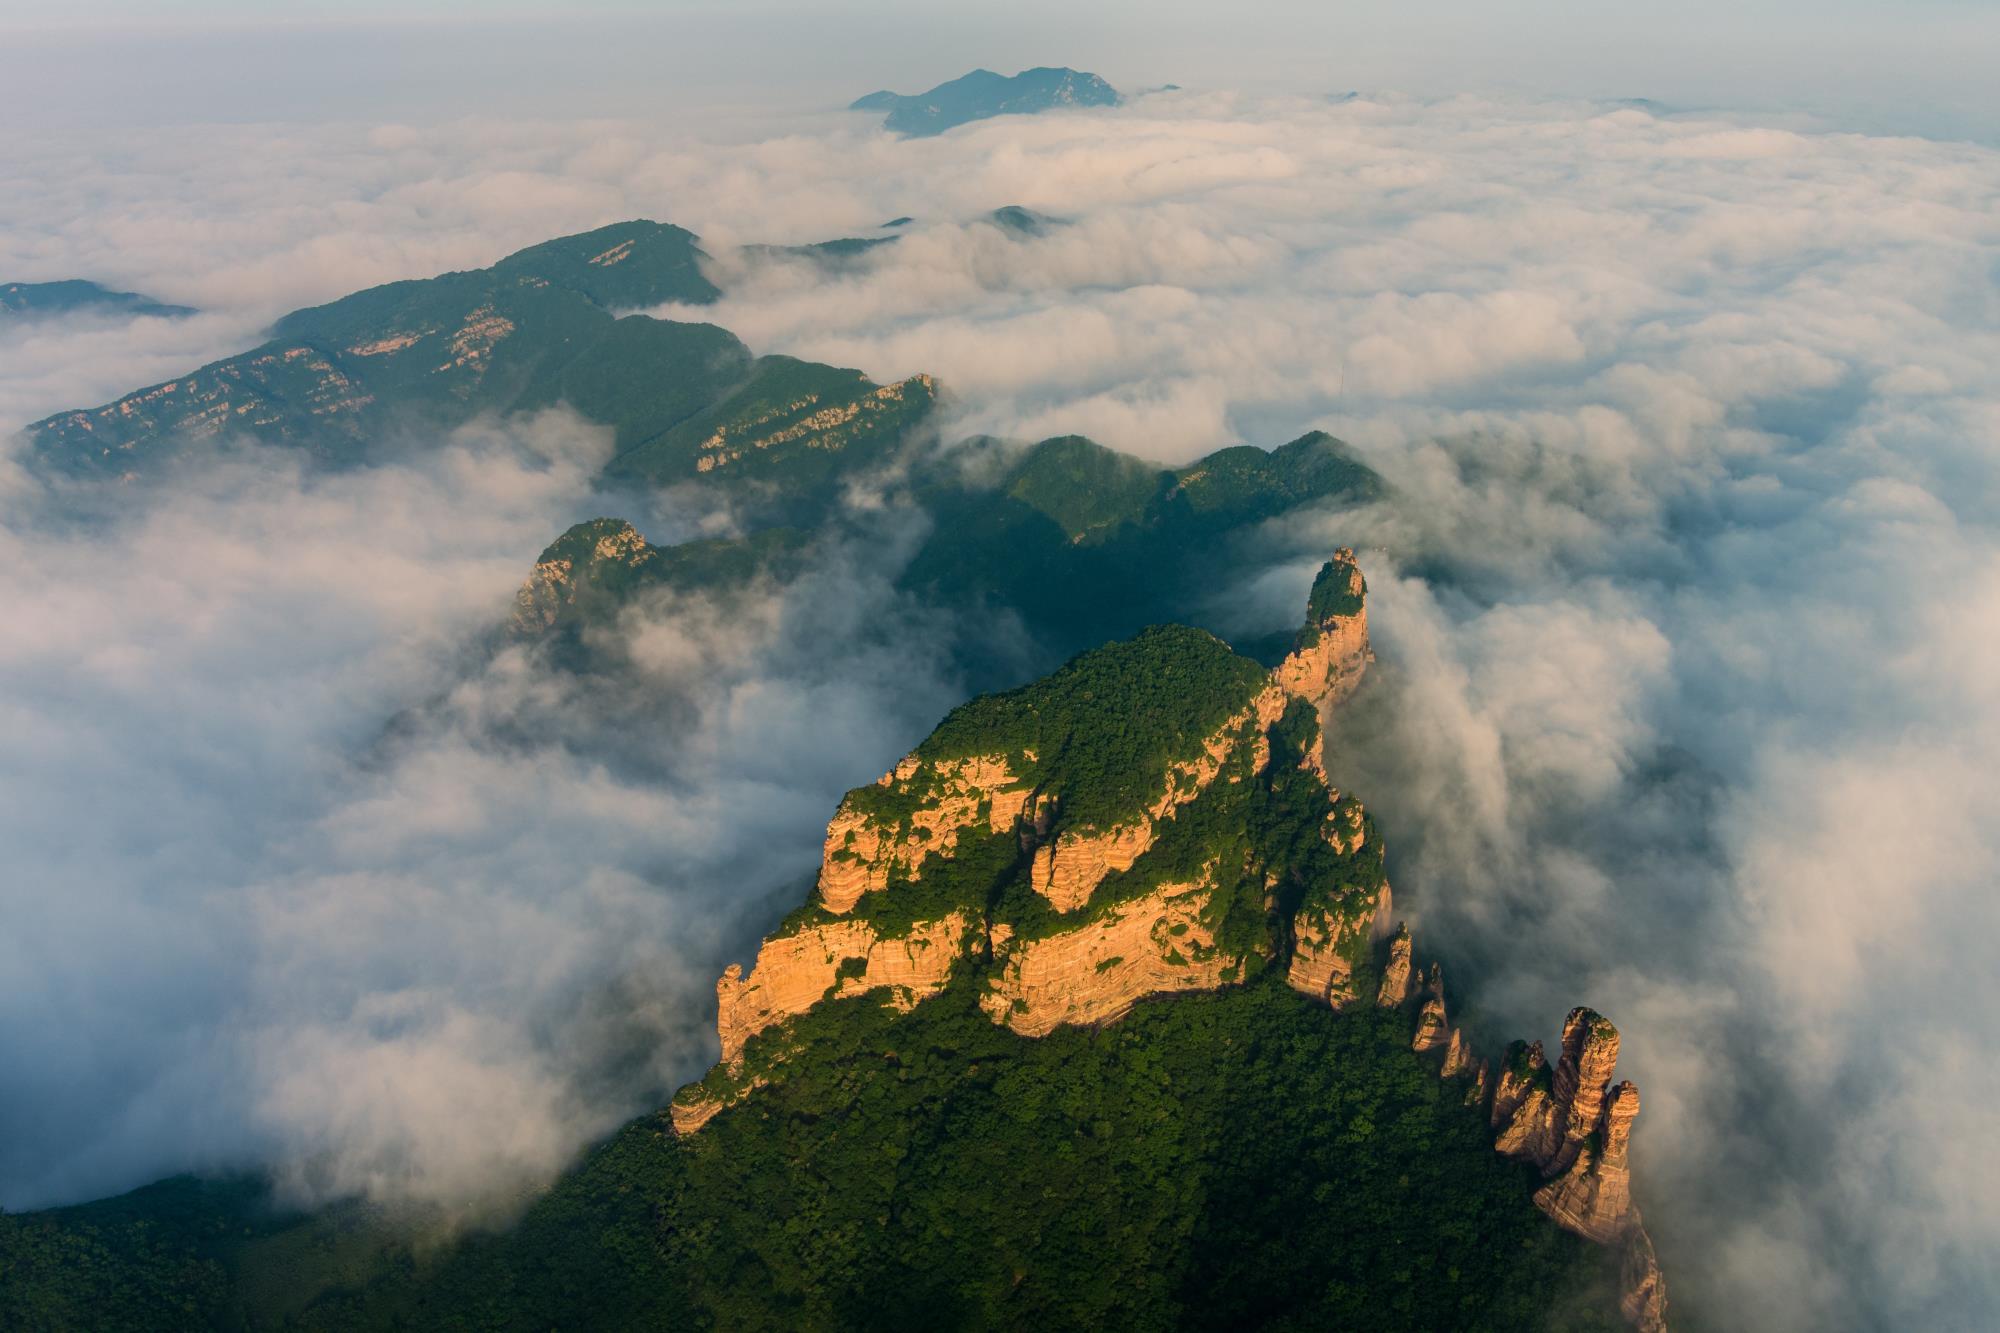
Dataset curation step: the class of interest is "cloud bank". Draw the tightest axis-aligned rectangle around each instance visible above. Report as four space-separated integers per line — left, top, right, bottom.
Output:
0 413 962 1217
6 89 1999 1329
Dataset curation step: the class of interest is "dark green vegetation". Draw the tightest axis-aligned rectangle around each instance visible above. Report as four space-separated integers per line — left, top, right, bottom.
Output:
22 222 916 511
1 279 195 320
851 67 1121 137
739 207 1054 270
24 218 945 538
25 218 1381 680
29 221 715 475
1 209 1618 1332
738 234 900 272
602 355 934 499
902 430 1381 668
0 607 1630 1330
496 420 1378 695
919 623 1264 827
2 983 1623 1332
1307 553 1367 624
781 624 1383 970
791 624 1277 941
513 517 810 657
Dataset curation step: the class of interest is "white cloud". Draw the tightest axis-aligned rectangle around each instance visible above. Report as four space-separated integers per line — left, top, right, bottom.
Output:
4 88 2000 1327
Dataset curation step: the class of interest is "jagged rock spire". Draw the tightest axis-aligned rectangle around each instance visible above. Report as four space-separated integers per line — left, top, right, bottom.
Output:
1376 925 1414 1006
1378 933 1667 1332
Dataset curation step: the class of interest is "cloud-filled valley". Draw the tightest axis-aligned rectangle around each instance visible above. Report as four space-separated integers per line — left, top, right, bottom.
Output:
4 88 1999 1330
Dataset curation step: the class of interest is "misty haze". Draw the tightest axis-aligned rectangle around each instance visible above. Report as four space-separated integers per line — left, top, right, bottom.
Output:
2 4 1996 1332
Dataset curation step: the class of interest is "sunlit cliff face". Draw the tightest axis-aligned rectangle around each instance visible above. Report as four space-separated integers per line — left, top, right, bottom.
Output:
3 84 1998 1330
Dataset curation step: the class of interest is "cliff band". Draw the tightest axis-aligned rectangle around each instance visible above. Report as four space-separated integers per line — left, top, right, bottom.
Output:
672 548 1667 1330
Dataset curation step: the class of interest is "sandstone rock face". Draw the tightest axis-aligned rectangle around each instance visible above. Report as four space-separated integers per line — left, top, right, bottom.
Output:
1029 820 1156 912
1546 1007 1623 1176
1620 1228 1670 1333
1027 699 1267 912
1535 1080 1639 1242
1376 928 1415 1006
1484 1006 1665 1328
1272 548 1373 719
669 1078 764 1136
690 554 1378 1093
670 544 1665 1327
1286 882 1390 1007
1490 1040 1556 1160
1367 929 1665 1330
715 913 971 1062
1413 993 1451 1053
982 879 1232 1036
1440 1026 1473 1077
1491 1081 1556 1158
817 755 1027 914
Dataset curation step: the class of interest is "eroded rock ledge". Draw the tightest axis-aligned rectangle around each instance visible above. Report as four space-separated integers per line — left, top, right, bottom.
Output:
670 548 1665 1329
1380 933 1669 1333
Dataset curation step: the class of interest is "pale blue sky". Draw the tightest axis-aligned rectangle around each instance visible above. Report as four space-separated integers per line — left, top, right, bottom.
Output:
0 1 1994 140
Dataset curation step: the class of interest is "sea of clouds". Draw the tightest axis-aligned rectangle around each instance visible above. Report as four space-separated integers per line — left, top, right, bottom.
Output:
4 90 1997 1328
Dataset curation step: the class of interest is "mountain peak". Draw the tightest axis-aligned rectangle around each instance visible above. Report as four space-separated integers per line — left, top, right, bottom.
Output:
851 66 1121 137
1 279 194 321
671 552 1667 1327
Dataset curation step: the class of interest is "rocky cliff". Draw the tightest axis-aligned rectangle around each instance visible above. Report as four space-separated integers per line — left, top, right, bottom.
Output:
1388 957 1668 1331
672 547 1666 1329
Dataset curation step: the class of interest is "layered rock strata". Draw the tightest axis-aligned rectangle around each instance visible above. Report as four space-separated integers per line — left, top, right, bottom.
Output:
671 547 1664 1329
981 877 1232 1036
818 754 1031 913
684 549 1375 1091
1285 879 1392 1008
1375 944 1668 1331
715 912 972 1063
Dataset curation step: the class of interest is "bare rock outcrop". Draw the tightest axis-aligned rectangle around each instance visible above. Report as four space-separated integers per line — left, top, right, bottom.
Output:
666 544 1664 1328
981 878 1233 1036
1620 1228 1670 1333
1544 1007 1624 1176
1359 926 1667 1331
1484 1005 1664 1329
1440 1025 1473 1077
715 913 971 1062
1286 882 1391 1007
1536 1079 1640 1242
1028 820 1157 912
1376 926 1415 1006
1413 992 1451 1054
1272 549 1373 726
1027 696 1275 912
669 1077 765 1136
1491 1041 1555 1156
817 755 1030 913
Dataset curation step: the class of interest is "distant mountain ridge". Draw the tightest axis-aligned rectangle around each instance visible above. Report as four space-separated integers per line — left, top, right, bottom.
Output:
1 279 194 321
24 216 1382 676
22 220 943 497
0 213 1669 1331
852 66 1120 136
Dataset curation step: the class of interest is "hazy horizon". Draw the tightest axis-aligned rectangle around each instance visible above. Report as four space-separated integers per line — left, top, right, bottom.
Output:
4 9 1998 1330
1 1 1997 143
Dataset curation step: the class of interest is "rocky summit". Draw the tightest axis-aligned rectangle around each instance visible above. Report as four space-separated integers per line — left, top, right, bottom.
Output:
4 216 1666 1333
673 548 1668 1330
